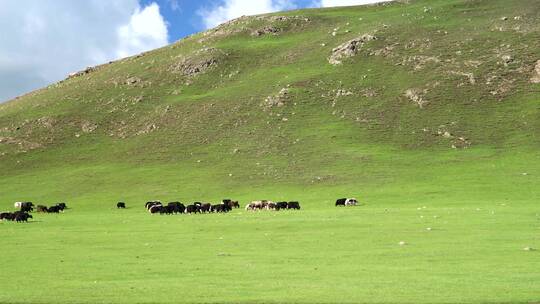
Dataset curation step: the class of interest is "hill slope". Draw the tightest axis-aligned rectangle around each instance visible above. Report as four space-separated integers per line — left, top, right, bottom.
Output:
0 1 540 303
0 0 539 200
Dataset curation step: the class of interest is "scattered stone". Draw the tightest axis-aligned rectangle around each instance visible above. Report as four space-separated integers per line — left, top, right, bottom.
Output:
450 71 476 85
501 54 514 66
399 241 407 246
136 124 157 135
403 55 440 70
442 131 452 138
523 247 535 251
168 48 224 77
404 88 429 108
426 227 432 231
37 117 57 129
252 26 281 36
81 121 98 133
336 89 353 97
263 88 289 108
530 60 540 83
125 77 141 85
328 34 377 65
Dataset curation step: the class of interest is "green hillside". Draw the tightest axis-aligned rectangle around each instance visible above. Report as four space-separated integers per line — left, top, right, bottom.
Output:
1 0 539 303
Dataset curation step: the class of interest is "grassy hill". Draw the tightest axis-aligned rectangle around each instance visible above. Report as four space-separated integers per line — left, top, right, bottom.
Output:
0 0 539 303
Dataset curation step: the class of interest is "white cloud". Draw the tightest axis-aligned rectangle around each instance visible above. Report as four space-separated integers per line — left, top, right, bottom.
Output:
0 1 169 102
316 0 388 7
116 3 169 59
199 0 297 29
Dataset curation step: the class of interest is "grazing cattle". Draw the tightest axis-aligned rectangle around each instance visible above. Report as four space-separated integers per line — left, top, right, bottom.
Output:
0 212 15 221
287 201 301 210
146 201 162 210
117 202 126 209
276 201 288 210
245 201 261 210
345 198 358 206
57 203 67 210
223 199 240 209
15 212 32 222
335 198 347 206
200 203 211 213
167 202 185 214
185 204 201 214
20 204 33 212
211 204 224 213
246 200 273 211
266 202 277 210
37 205 48 213
14 202 33 211
149 205 163 214
47 206 61 213
159 206 174 215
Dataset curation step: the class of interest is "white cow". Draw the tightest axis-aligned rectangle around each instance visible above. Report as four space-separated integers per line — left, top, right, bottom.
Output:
345 198 358 206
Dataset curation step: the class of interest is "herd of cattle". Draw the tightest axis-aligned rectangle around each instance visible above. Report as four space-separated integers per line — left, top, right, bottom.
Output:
1 197 360 223
145 199 241 214
0 202 68 222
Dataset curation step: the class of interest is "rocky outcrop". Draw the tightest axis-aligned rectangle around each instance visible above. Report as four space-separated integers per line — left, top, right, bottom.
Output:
168 48 224 78
252 26 281 36
531 60 540 83
329 34 377 65
263 88 289 108
405 88 429 108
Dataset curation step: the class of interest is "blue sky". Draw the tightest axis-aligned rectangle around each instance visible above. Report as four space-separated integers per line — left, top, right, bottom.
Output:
0 0 384 102
140 0 321 42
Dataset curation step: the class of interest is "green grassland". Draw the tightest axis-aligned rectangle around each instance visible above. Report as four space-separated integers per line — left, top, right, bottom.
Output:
0 0 539 303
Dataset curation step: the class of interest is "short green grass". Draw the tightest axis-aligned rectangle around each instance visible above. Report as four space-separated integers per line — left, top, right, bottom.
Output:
0 0 539 302
1 147 539 304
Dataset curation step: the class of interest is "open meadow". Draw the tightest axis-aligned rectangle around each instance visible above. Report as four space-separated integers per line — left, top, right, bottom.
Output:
1 0 539 302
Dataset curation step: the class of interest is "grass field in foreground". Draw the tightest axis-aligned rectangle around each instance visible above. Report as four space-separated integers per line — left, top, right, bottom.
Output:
0 147 539 304
0 0 539 302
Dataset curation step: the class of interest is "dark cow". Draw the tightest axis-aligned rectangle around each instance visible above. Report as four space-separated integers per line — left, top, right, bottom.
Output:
37 205 48 213
185 204 201 214
149 205 163 214
200 203 211 213
20 203 34 212
211 204 224 213
159 206 174 215
0 212 15 221
117 202 126 209
53 203 67 211
47 206 61 213
146 201 162 210
287 201 301 210
335 198 346 206
15 212 32 222
276 202 288 210
167 202 185 214
266 202 277 210
223 199 240 209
